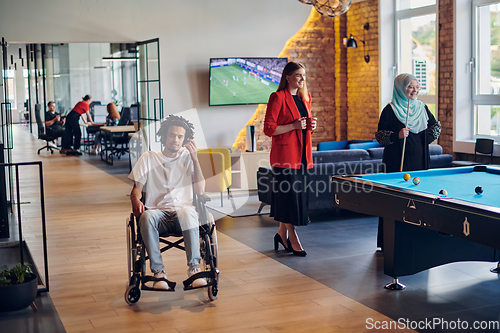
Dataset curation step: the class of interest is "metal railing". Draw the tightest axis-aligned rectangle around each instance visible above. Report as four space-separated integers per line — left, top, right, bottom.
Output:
0 161 49 292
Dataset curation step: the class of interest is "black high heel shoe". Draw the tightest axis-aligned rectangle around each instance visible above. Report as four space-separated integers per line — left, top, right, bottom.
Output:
287 239 307 257
274 233 291 252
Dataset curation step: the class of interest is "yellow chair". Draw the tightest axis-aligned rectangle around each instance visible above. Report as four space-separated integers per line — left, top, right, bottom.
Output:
197 148 232 206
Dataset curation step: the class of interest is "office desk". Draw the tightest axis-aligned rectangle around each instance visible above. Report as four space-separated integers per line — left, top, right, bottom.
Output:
331 166 500 289
100 125 136 165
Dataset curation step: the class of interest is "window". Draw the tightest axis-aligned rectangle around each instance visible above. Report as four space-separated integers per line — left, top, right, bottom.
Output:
397 0 436 11
395 1 438 116
473 0 500 137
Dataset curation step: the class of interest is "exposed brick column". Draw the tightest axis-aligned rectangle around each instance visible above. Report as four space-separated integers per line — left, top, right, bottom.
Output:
345 0 380 141
335 14 348 141
438 0 454 156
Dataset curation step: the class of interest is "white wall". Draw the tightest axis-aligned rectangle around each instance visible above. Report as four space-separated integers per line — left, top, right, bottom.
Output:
0 0 311 148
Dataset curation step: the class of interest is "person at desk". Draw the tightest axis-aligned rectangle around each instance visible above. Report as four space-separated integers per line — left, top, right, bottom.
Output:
263 61 317 257
64 95 94 156
375 73 441 250
90 103 120 155
45 101 66 153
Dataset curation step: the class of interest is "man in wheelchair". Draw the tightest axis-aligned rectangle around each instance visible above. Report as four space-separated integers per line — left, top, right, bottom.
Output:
129 115 207 290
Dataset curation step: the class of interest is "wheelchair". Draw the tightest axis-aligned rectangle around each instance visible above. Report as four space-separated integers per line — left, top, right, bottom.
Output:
125 193 219 304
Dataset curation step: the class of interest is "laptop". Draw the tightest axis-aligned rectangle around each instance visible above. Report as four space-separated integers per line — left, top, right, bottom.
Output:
94 115 107 123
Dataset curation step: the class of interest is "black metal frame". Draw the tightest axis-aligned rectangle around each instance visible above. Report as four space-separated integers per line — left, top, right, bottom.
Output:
135 38 162 152
0 161 50 293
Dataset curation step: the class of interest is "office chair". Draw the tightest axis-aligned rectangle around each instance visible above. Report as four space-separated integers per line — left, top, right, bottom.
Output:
34 104 61 154
452 138 494 167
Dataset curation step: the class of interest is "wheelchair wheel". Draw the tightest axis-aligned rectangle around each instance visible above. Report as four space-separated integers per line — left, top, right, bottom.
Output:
202 232 219 301
125 285 141 305
208 282 218 301
210 223 218 269
126 216 135 285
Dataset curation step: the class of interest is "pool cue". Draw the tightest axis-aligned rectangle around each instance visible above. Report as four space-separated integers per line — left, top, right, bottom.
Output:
399 99 410 172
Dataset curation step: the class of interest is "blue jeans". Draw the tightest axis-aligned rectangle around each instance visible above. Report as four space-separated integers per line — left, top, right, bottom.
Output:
139 207 201 274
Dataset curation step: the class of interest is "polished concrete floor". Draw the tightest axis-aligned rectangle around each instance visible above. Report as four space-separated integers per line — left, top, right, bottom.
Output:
216 210 500 332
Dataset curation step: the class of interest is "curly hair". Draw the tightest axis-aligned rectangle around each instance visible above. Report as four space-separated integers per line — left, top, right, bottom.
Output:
156 114 195 145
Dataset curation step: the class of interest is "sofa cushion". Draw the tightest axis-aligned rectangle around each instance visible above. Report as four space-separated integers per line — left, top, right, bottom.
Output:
317 140 349 151
367 147 384 160
430 154 453 169
429 144 443 155
313 149 370 163
348 141 382 150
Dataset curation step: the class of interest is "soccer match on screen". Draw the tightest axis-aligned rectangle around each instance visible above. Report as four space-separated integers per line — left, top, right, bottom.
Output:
209 57 287 106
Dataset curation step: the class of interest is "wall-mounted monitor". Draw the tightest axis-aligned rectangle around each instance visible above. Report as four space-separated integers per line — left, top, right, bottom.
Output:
94 105 107 116
130 105 139 122
209 57 287 106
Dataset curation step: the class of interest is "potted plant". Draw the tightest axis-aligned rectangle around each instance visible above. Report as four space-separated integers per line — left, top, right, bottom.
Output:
0 263 38 312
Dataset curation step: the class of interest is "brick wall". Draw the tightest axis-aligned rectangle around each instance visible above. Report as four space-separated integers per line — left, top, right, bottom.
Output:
234 0 459 156
233 8 337 151
232 2 380 151
438 0 454 155
346 1 379 141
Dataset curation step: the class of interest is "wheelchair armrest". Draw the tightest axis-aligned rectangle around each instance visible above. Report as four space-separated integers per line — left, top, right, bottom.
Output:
198 193 211 203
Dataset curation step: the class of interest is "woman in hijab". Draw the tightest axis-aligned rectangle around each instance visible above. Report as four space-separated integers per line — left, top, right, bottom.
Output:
375 73 441 172
375 73 441 250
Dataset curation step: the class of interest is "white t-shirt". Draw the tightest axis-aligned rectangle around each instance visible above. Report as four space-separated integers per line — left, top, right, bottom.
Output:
129 149 194 211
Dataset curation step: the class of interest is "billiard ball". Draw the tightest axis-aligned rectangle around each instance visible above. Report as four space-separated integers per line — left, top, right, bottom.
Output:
413 177 420 185
403 173 411 181
439 189 448 197
475 186 483 195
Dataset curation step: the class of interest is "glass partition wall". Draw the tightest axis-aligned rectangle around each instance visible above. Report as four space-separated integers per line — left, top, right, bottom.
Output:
0 42 137 127
49 43 137 117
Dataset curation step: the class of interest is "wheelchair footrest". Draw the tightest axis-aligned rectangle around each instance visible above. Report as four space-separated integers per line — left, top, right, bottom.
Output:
141 275 176 292
182 270 217 291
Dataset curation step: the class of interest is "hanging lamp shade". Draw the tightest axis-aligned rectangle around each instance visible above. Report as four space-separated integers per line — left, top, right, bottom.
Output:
298 0 314 4
346 35 357 48
312 0 352 17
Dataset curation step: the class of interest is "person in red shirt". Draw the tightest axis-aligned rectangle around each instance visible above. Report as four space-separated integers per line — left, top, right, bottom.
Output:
263 62 317 257
63 95 94 155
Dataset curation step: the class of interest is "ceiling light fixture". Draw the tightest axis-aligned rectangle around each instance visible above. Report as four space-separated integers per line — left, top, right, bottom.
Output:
299 0 352 17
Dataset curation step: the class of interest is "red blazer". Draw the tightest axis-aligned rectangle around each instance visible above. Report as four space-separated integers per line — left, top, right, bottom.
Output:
264 89 313 169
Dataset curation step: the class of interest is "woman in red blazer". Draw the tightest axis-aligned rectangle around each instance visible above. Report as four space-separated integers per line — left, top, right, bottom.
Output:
264 62 317 257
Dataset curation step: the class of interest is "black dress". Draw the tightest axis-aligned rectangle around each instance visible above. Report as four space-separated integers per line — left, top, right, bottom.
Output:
269 95 310 226
376 104 441 173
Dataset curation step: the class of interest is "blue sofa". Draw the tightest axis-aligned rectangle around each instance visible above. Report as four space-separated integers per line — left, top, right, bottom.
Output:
317 140 383 151
257 144 453 212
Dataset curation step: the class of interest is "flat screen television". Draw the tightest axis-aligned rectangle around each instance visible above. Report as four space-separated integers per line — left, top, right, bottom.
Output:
209 57 288 106
93 105 107 116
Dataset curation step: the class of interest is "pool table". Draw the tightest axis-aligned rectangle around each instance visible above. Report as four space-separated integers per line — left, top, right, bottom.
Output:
331 165 500 289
